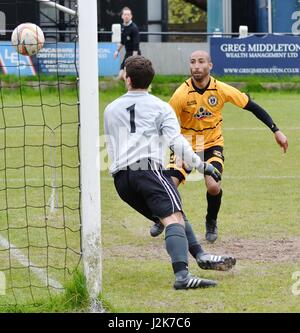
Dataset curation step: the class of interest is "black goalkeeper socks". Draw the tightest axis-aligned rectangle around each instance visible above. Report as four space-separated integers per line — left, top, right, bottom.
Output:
206 189 223 222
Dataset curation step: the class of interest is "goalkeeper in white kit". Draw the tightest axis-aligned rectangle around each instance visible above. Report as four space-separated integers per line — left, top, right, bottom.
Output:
104 55 236 290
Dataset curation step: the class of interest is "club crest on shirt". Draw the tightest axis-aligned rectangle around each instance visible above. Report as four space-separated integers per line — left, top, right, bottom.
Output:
208 95 218 106
193 107 212 120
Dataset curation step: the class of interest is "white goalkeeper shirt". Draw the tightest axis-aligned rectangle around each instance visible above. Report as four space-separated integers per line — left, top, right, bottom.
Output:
104 90 203 175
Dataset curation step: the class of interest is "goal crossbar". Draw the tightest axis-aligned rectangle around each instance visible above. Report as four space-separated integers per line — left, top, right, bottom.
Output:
37 0 76 16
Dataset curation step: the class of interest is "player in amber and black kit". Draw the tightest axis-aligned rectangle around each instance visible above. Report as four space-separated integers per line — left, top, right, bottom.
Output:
150 50 288 243
113 7 141 80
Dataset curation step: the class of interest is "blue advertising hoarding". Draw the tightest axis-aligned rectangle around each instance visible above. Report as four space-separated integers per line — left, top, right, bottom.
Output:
0 42 36 75
210 35 300 75
0 41 119 76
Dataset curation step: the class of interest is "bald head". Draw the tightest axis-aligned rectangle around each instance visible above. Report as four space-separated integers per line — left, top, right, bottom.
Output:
190 50 211 63
189 50 212 86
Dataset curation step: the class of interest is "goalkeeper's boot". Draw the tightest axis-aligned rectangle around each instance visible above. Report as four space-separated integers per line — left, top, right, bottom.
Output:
150 222 164 237
174 272 217 290
196 252 236 271
205 219 218 243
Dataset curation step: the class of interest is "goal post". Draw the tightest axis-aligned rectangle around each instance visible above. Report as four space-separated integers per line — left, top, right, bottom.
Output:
77 0 102 300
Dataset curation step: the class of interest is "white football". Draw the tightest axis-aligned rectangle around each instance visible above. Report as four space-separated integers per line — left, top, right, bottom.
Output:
11 23 45 56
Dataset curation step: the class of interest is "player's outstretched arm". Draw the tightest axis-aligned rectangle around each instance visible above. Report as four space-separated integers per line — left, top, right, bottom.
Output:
274 130 288 153
244 99 288 153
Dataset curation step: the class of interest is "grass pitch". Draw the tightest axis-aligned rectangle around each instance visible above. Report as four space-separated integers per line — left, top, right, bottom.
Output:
0 87 299 312
100 91 300 313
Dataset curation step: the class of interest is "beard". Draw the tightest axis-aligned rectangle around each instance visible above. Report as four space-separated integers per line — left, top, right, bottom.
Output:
192 72 205 82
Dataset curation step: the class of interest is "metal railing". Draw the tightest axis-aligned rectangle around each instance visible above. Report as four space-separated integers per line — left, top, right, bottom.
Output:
1 29 298 36
1 29 298 41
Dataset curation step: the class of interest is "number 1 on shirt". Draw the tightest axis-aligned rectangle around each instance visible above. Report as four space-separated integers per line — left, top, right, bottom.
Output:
126 104 136 133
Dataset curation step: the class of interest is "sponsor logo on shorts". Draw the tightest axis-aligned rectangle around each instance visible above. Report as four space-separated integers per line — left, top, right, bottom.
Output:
213 150 223 159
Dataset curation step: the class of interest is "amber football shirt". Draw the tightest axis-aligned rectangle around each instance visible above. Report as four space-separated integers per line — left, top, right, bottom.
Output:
169 77 249 151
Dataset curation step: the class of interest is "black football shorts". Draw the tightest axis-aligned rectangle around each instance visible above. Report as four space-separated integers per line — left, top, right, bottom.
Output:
113 159 183 222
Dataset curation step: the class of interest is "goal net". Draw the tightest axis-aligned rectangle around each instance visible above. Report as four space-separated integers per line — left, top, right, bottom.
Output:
0 0 101 308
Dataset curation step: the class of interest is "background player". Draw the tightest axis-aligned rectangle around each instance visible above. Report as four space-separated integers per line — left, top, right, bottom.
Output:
113 7 141 81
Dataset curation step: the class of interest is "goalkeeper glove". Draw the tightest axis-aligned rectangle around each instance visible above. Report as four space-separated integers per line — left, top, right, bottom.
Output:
197 162 222 182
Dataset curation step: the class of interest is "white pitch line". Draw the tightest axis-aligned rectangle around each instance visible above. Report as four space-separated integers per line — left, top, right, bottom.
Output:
0 235 63 290
224 127 300 131
11 174 300 182
101 175 300 182
4 175 300 183
223 175 300 180
0 178 78 183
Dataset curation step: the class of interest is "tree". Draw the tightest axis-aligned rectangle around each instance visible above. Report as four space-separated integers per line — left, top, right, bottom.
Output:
169 0 206 24
183 0 207 12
